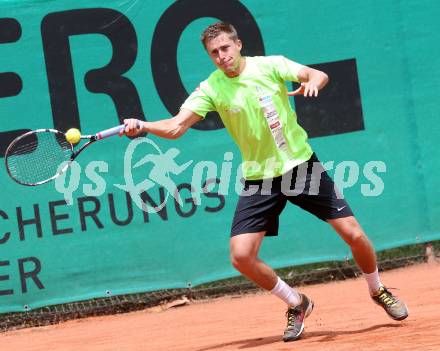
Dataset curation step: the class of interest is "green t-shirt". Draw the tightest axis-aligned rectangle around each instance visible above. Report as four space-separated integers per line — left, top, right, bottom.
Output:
181 55 313 180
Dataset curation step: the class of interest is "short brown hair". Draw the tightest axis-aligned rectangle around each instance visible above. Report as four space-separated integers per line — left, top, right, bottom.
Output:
200 22 238 49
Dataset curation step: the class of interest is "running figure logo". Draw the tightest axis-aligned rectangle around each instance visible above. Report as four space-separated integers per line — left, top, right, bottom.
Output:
115 137 193 212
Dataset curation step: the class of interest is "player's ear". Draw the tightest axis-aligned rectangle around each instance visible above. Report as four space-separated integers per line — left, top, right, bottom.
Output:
236 39 242 50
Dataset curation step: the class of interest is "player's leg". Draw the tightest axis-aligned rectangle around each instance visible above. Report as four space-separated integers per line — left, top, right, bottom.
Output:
285 153 408 321
230 178 313 342
230 179 286 291
229 232 313 342
229 231 277 289
328 216 408 320
230 179 294 294
327 216 377 276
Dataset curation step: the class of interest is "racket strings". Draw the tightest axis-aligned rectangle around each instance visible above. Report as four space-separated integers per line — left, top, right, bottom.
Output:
6 131 73 185
9 140 47 154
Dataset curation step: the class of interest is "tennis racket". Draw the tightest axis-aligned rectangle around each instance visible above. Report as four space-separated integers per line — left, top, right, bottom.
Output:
4 124 136 186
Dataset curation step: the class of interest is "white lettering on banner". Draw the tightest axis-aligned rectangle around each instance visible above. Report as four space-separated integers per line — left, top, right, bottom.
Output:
361 161 386 196
52 137 388 208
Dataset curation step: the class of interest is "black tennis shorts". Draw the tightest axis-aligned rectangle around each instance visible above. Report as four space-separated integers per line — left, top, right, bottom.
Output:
231 153 354 237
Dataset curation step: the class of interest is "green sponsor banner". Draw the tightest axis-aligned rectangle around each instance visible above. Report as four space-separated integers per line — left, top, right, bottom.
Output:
0 0 439 313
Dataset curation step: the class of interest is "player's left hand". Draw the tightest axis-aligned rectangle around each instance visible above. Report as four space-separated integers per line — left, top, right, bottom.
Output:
288 82 319 97
302 81 319 97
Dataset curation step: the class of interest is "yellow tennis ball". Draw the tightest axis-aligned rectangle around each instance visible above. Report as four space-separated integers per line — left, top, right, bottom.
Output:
65 128 81 144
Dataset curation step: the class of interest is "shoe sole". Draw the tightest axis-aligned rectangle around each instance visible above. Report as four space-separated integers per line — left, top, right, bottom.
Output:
373 300 409 321
392 314 409 321
389 307 409 321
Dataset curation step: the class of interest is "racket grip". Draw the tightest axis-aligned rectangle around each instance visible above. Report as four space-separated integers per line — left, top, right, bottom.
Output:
95 125 125 140
95 121 142 140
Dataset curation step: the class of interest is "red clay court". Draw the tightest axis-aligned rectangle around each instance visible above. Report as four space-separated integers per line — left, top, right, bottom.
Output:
1 262 439 351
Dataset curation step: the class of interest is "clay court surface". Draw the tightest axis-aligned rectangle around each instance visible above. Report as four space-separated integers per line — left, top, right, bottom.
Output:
1 262 439 351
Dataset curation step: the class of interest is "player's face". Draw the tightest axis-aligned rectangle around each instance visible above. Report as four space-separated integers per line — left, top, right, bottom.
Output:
205 33 243 77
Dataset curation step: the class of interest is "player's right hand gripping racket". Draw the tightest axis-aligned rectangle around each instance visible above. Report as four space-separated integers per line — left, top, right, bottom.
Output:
4 124 137 186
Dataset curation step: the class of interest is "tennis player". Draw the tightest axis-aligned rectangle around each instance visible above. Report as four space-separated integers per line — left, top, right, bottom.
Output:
122 22 408 342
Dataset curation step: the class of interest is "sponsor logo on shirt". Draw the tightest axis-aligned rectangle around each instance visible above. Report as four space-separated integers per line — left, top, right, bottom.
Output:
225 107 241 114
270 121 280 129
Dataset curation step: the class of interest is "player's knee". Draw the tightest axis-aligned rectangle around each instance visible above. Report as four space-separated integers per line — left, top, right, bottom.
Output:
346 227 368 247
230 249 254 270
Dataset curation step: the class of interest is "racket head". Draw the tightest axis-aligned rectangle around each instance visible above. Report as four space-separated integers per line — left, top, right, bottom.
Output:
5 129 73 186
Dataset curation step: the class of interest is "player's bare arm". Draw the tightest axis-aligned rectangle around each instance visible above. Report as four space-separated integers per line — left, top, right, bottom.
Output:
121 108 203 139
295 66 329 97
